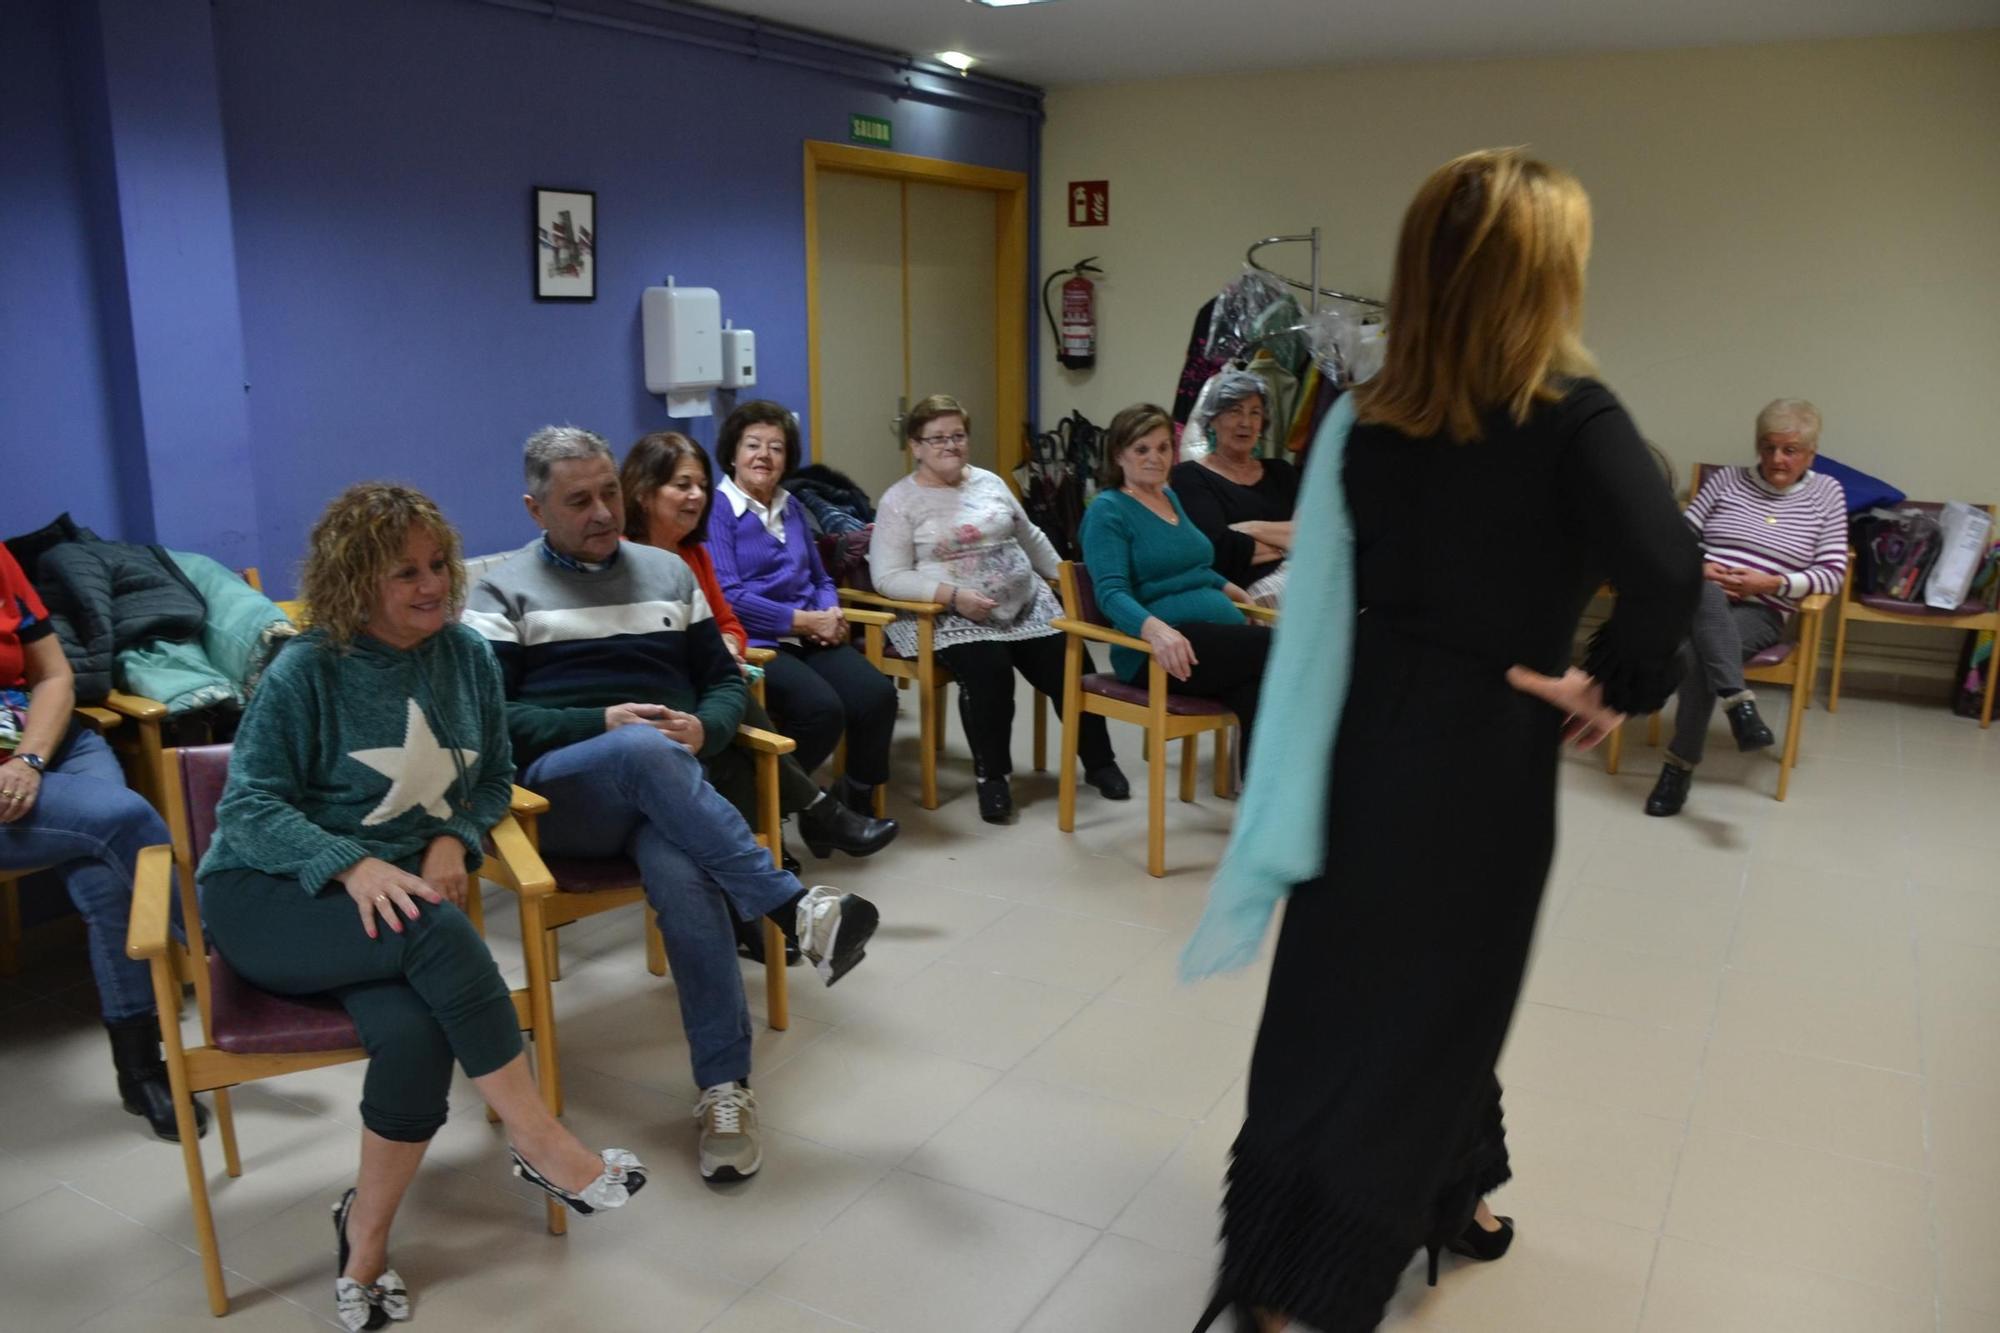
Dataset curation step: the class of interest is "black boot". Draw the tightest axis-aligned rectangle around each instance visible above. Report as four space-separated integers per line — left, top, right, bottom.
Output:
1644 761 1693 817
975 775 1014 824
830 774 876 817
797 792 899 858
106 1014 209 1142
1724 697 1775 752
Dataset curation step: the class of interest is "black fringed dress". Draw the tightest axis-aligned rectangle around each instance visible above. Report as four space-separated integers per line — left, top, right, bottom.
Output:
1210 380 1700 1331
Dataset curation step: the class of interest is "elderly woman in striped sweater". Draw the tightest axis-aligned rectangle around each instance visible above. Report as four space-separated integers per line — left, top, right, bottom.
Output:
1645 398 1848 815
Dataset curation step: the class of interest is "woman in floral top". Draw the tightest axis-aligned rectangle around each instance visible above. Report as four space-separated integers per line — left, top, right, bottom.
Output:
870 395 1128 823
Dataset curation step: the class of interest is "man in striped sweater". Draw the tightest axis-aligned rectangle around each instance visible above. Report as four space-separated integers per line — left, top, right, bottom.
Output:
1646 399 1849 816
465 426 881 1183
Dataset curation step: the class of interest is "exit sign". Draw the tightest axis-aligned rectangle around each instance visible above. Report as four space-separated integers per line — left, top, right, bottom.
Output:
1068 180 1108 227
849 114 893 148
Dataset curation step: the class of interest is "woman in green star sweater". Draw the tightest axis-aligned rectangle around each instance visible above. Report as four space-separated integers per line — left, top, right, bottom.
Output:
198 484 646 1332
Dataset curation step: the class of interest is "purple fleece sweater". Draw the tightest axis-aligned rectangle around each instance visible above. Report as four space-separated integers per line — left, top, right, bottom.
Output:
707 484 839 647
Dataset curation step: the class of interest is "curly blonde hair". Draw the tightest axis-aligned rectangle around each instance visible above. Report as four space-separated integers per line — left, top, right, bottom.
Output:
297 483 466 648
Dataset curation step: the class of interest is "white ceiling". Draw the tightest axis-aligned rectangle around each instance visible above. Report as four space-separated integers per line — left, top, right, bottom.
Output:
694 0 1999 87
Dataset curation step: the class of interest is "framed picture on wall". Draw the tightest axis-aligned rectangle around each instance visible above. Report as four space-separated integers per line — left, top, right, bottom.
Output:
533 187 596 301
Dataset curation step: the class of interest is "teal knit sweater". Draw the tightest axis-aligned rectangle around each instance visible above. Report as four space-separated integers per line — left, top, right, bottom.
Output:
1079 489 1245 680
197 623 516 893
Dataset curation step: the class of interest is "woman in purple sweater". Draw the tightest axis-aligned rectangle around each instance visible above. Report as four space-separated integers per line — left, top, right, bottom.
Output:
708 401 896 814
1644 397 1848 816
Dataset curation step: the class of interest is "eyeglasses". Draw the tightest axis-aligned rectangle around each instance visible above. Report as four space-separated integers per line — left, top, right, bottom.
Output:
918 432 970 448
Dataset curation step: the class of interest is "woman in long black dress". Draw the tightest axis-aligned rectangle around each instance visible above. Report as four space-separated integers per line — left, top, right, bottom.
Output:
1194 150 1700 1331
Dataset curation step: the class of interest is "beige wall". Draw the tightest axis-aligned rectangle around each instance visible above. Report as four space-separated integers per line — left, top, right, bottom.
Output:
1039 31 2000 506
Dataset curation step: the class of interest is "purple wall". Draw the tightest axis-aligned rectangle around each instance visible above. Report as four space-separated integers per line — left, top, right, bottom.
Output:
0 0 129 543
212 0 1036 594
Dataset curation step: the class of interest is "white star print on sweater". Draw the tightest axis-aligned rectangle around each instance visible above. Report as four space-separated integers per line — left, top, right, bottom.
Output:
350 698 479 827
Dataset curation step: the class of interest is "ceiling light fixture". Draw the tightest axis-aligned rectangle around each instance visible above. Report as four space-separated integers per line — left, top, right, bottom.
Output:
935 50 978 72
967 0 1057 8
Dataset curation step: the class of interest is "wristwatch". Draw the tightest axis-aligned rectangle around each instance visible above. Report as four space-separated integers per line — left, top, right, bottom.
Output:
12 753 44 774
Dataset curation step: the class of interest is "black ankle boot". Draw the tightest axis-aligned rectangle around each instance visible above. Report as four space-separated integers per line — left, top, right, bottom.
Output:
798 792 899 858
830 774 875 817
1724 698 1775 752
106 1014 209 1142
1644 762 1692 817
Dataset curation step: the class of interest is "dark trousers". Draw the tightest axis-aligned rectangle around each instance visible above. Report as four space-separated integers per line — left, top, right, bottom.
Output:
200 868 522 1142
706 695 823 822
762 641 898 785
1669 580 1785 766
938 632 1116 778
1170 622 1271 762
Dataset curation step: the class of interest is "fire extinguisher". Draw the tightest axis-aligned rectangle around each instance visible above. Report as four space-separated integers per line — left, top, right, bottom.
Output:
1042 258 1103 371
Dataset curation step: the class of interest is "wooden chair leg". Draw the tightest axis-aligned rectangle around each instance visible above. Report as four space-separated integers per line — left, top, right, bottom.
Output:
1604 720 1623 775
1179 735 1197 803
645 919 667 977
917 678 940 811
1147 664 1170 878
762 920 790 1031
1214 727 1231 798
1057 641 1084 832
1032 693 1048 772
215 1086 242 1178
1647 713 1662 747
153 960 228 1315
934 684 949 756
545 931 562 983
0 875 20 978
1775 676 1807 802
1828 603 1851 713
1982 636 1997 728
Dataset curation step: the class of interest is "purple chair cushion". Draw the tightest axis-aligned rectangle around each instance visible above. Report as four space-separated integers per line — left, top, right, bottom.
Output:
1082 673 1234 716
541 857 644 894
1857 591 1991 618
1070 564 1106 626
1745 641 1796 670
179 744 235 866
207 953 361 1055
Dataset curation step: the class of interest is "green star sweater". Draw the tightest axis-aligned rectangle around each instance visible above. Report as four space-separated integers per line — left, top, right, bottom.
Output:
196 623 516 894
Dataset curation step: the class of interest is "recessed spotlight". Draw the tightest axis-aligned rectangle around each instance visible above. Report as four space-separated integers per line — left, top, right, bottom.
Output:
968 0 1058 8
935 50 978 72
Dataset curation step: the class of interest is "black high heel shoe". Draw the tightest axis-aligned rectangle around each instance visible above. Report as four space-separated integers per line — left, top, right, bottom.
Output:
332 1187 408 1330
1425 1212 1515 1285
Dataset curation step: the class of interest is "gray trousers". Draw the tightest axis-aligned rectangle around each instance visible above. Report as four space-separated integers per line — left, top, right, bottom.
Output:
1669 580 1785 766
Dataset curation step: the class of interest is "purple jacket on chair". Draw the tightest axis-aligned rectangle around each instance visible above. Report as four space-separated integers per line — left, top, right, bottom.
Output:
707 481 839 648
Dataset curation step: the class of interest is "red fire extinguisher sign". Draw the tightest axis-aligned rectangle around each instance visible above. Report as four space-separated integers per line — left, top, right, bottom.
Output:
1068 181 1108 227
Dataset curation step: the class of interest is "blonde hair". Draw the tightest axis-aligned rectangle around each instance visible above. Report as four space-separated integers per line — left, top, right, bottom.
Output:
1755 398 1821 447
1355 148 1597 444
297 483 466 648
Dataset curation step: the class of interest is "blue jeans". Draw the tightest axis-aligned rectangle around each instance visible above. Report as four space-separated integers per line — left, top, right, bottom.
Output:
522 726 800 1089
0 725 164 1021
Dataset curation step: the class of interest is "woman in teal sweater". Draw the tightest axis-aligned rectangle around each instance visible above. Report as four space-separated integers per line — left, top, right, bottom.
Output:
198 485 645 1332
1079 404 1271 762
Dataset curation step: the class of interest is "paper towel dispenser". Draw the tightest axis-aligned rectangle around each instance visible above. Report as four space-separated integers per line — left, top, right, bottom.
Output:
642 281 721 394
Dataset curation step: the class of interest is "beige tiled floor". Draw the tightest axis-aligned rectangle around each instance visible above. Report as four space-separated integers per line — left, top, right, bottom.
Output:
2 681 1995 1331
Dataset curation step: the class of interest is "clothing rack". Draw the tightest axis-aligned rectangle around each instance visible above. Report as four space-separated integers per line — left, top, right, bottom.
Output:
1245 227 1384 313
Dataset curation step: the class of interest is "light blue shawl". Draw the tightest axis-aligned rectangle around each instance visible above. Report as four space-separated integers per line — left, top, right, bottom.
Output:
1180 394 1357 981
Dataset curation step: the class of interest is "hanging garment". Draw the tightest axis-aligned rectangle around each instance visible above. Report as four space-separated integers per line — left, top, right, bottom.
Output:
1284 364 1322 455
1244 351 1299 459
1172 298 1227 427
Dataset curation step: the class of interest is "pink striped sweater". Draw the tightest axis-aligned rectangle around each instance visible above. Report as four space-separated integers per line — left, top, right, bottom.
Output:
1684 466 1849 617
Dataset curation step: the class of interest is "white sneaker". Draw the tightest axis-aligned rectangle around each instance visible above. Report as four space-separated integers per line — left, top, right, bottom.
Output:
694 1082 762 1181
794 886 879 987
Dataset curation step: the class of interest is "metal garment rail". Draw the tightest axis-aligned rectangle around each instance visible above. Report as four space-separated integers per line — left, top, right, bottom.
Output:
470 0 1045 119
1246 227 1384 312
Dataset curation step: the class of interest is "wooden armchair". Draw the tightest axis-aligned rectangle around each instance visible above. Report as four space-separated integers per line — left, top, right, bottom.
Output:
481 722 796 1132
1829 499 1998 728
126 744 558 1317
1051 562 1264 878
820 530 1047 811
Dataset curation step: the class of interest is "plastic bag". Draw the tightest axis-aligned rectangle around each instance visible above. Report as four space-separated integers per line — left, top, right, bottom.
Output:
1855 506 1944 601
1925 502 1995 610
1204 268 1304 369
1301 305 1387 388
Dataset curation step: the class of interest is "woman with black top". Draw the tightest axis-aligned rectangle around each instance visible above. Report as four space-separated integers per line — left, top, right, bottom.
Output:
1170 369 1299 605
1194 150 1700 1332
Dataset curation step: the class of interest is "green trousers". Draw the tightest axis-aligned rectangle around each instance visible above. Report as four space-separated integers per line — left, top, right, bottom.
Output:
200 867 522 1142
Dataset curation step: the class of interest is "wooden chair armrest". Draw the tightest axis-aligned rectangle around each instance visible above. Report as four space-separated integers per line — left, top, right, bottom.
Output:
1050 617 1153 655
841 607 895 628
744 647 776 666
839 588 947 616
1233 602 1279 624
101 690 169 722
734 724 798 756
76 705 122 733
508 784 550 817
125 845 175 960
1797 593 1833 615
484 814 555 898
